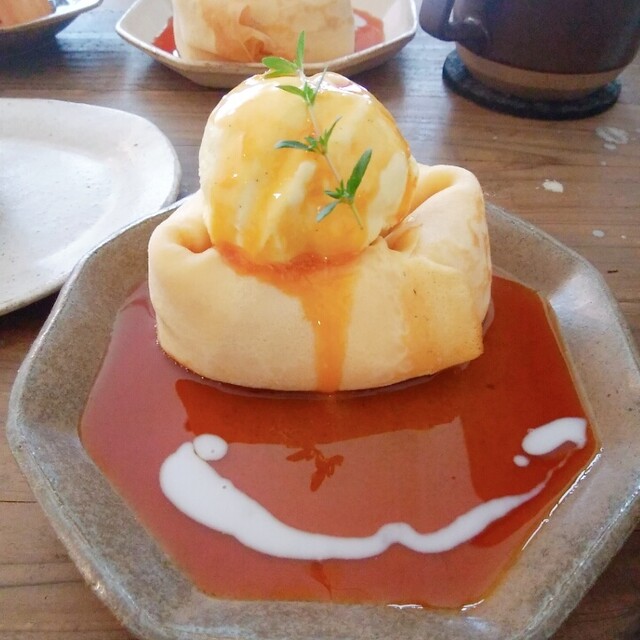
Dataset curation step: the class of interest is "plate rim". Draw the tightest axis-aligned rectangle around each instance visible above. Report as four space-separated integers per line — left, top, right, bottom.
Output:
0 0 103 52
0 0 101 34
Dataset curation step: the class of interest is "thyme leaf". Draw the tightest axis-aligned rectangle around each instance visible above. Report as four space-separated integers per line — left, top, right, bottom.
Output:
262 33 371 227
346 149 372 198
262 56 298 78
294 31 305 69
316 201 340 222
275 139 314 151
263 32 305 78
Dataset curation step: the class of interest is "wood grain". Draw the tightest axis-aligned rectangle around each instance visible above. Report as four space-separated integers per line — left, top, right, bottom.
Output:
0 1 638 638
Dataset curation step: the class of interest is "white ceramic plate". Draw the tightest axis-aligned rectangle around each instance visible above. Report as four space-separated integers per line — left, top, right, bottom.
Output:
116 0 418 88
6 202 640 640
0 0 102 55
0 99 181 316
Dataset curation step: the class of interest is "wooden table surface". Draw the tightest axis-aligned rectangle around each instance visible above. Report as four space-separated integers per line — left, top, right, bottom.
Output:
1 1 638 638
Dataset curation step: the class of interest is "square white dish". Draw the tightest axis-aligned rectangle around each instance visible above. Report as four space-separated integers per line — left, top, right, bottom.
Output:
116 0 418 88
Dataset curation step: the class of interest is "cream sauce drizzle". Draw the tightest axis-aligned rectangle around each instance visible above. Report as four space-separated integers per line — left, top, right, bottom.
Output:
521 417 587 455
158 415 591 561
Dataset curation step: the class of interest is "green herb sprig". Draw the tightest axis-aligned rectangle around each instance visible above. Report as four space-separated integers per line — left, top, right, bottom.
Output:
262 33 371 228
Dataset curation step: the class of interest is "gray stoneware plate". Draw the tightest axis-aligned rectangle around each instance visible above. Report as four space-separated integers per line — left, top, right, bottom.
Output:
0 0 102 55
7 201 640 640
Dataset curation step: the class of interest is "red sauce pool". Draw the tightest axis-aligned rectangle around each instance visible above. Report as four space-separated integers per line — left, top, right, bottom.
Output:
152 18 177 55
354 9 384 52
80 276 598 608
153 11 385 57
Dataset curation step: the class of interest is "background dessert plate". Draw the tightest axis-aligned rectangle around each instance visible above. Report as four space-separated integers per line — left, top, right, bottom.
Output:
0 98 181 316
6 201 640 640
0 0 102 55
115 0 418 88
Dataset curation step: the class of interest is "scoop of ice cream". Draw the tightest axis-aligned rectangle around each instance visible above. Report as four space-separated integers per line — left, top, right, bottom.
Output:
0 0 52 28
172 0 355 63
199 72 418 265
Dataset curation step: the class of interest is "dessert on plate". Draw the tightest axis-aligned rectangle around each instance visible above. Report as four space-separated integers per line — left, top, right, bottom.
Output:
171 0 356 62
80 37 597 611
148 38 491 392
0 0 53 28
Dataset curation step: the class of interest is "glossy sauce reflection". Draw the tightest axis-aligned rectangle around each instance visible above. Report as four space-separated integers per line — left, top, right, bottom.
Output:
80 276 598 608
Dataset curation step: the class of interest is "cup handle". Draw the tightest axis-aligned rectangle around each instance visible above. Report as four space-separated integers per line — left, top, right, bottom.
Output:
419 0 489 45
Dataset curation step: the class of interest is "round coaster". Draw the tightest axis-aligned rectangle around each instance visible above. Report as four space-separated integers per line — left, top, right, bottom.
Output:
442 51 621 120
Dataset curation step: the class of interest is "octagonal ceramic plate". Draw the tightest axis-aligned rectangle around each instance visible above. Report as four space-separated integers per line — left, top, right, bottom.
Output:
116 0 418 88
7 202 640 640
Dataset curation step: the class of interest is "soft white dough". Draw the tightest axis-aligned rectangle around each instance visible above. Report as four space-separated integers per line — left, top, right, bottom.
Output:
148 164 492 391
171 0 355 63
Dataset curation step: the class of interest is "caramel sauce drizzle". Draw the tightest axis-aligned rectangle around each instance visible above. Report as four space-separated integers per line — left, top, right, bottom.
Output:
217 243 359 391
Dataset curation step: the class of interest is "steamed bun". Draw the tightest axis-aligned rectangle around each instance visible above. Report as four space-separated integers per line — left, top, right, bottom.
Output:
172 0 355 63
148 71 491 392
